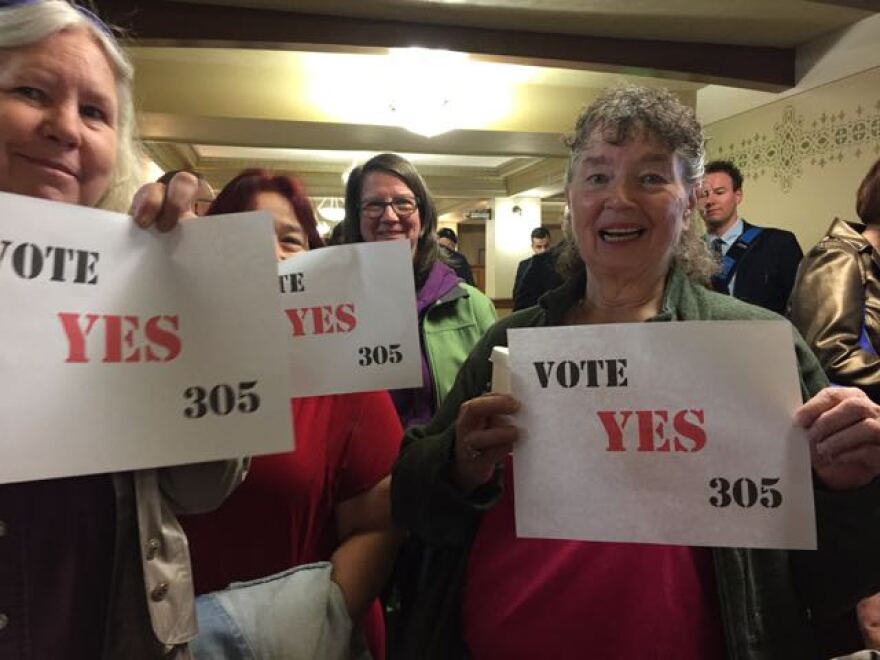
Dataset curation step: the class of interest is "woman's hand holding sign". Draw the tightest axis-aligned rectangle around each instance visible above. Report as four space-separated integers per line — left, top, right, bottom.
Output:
452 393 520 494
130 171 202 231
796 386 880 490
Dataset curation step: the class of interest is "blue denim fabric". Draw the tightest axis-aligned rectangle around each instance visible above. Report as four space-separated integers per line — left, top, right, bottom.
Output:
189 562 367 660
191 594 256 660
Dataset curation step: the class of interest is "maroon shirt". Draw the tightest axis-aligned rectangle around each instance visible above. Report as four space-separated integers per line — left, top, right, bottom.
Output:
0 474 116 659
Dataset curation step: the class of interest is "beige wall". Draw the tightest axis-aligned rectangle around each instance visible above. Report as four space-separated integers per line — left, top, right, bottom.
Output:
703 65 880 251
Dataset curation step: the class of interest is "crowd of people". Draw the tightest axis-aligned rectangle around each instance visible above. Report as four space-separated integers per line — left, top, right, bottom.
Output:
3 2 880 659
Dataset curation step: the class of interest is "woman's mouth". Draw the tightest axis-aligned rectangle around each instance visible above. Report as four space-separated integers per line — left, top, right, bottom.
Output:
599 227 644 243
19 154 79 180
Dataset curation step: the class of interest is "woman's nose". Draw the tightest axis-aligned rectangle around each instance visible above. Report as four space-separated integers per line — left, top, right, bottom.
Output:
379 202 399 223
604 178 636 209
41 101 82 148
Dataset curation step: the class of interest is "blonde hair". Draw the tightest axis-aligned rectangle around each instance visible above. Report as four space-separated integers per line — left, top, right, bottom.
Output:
0 0 143 212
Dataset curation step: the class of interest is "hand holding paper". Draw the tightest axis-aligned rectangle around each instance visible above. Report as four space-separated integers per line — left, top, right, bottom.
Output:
797 385 880 490
129 171 201 231
452 393 520 494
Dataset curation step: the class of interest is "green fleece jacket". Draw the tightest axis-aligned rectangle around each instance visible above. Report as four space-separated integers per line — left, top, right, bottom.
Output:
423 282 497 408
391 265 880 660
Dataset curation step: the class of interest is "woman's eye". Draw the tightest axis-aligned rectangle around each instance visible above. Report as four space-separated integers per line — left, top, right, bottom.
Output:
81 105 108 123
641 173 668 185
13 86 47 103
585 173 608 185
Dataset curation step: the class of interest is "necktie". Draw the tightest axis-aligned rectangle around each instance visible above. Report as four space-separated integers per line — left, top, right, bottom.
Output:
710 237 728 294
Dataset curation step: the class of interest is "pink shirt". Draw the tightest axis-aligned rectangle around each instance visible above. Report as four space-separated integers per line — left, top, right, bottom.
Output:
462 457 727 659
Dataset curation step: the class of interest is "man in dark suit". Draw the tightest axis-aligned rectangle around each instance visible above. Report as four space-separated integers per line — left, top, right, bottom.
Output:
512 226 553 306
699 160 802 315
513 243 564 310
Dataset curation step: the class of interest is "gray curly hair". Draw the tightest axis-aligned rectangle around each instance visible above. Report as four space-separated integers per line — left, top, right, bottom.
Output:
559 84 717 284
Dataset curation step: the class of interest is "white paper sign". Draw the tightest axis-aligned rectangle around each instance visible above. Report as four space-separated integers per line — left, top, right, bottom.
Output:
278 240 421 396
0 193 293 484
508 321 817 550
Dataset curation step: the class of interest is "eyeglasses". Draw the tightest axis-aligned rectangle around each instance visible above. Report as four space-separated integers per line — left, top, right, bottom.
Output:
360 198 418 219
0 1 116 38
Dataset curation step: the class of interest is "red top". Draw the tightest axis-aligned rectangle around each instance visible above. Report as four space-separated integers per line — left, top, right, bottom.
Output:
181 392 402 656
462 457 727 660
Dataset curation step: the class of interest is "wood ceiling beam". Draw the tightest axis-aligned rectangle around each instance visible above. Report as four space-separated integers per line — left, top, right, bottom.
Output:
98 1 794 90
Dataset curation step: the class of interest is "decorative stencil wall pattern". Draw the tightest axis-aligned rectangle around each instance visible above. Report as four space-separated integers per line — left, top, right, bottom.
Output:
708 99 880 193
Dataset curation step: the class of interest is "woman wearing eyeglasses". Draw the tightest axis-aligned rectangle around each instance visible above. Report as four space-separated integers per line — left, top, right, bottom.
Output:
342 153 496 430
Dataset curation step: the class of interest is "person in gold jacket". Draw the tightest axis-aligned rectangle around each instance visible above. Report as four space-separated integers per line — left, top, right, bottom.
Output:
789 160 880 400
789 156 880 650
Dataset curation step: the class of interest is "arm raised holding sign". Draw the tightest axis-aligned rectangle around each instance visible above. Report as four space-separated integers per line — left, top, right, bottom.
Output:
390 86 880 660
0 3 245 658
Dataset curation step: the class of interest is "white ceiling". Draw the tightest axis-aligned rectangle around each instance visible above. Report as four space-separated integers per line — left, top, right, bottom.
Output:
129 0 878 219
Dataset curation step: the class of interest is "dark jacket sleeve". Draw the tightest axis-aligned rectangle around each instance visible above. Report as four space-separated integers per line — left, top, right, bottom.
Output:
789 240 880 401
794 477 880 619
392 324 508 546
512 259 528 301
459 257 475 287
777 231 804 312
789 322 880 620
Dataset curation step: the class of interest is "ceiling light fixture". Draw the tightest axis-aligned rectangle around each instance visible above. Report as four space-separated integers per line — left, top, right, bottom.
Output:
305 48 516 138
317 197 345 223
387 48 468 139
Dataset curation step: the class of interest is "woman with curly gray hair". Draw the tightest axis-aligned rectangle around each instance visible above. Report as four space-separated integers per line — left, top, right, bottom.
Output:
389 85 880 659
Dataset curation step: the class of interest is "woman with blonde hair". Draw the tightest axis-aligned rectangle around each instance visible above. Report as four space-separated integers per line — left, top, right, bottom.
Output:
0 2 243 657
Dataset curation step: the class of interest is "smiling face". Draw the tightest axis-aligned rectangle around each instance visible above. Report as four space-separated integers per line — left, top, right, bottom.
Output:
358 171 422 256
0 28 118 207
566 128 694 285
252 190 308 261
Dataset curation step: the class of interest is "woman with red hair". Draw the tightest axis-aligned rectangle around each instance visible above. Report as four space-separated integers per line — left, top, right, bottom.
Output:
181 169 402 659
